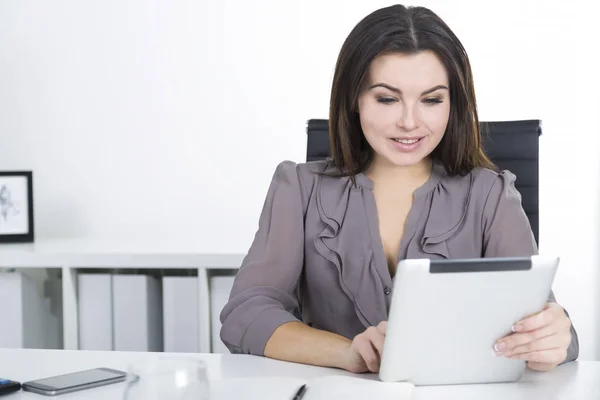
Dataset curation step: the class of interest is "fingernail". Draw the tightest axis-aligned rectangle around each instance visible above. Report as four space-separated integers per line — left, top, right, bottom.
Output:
494 342 506 352
512 324 523 332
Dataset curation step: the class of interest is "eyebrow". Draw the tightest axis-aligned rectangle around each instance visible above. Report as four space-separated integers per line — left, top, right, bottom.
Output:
368 83 449 96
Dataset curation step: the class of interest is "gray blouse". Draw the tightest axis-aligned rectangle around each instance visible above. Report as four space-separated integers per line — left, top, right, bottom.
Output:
220 159 579 363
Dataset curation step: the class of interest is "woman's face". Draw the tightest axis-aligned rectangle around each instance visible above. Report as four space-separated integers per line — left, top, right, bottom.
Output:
357 50 451 169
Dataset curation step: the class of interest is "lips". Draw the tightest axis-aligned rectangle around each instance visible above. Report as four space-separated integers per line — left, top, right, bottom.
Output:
388 135 426 153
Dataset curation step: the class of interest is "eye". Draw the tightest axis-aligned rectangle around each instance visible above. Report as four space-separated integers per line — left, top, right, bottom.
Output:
424 97 443 105
376 97 396 105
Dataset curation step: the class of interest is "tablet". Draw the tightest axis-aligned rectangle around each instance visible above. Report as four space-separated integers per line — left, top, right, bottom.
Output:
379 255 559 385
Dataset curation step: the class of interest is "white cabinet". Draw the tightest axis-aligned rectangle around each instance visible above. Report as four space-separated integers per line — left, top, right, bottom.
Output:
0 271 60 349
113 274 163 352
0 239 244 353
163 276 200 353
78 273 113 350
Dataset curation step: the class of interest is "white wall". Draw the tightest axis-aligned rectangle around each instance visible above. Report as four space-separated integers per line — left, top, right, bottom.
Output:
1 0 598 359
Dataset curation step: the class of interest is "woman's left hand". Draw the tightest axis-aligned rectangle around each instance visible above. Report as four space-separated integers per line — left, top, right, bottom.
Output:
493 302 572 371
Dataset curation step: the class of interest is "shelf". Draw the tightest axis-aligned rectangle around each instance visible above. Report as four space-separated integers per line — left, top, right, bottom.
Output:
0 238 246 269
0 238 247 353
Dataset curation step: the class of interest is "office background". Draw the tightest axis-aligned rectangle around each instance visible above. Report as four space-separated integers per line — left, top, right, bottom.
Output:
0 0 599 359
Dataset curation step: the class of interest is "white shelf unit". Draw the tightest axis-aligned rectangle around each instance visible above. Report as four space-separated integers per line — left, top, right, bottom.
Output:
0 238 244 353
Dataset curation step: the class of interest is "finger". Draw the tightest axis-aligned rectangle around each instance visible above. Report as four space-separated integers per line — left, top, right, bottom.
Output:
377 321 387 335
500 334 567 357
513 308 556 332
368 327 385 359
508 348 567 365
546 302 565 313
364 327 385 359
494 324 556 353
354 336 380 372
527 361 559 372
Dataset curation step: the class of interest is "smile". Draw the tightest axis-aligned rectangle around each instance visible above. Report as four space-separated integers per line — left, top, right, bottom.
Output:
392 137 423 144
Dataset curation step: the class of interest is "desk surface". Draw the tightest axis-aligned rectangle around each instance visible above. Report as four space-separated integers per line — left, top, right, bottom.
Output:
0 349 597 399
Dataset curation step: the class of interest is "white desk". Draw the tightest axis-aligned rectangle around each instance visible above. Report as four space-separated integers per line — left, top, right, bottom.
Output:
0 349 597 399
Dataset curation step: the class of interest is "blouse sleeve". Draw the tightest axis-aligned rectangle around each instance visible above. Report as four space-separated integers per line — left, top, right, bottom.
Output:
219 161 306 355
482 170 579 363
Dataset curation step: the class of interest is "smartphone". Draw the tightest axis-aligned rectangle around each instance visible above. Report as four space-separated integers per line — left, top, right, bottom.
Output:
0 379 22 396
21 368 127 396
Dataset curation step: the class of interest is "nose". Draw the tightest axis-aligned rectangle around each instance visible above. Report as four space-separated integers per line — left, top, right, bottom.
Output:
397 103 418 131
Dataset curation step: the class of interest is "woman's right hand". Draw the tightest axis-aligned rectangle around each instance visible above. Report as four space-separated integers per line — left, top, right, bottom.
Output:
341 321 387 373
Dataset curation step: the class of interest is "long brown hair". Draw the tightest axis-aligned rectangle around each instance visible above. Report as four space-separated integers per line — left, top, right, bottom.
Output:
328 4 495 177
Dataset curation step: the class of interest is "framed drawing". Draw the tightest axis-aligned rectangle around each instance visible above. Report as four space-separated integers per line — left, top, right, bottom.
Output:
0 171 34 243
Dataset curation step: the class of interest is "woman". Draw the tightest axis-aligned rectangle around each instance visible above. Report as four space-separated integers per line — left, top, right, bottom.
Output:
220 4 578 373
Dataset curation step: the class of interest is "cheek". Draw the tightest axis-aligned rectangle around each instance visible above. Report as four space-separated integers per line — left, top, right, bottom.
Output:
422 103 451 135
358 101 397 138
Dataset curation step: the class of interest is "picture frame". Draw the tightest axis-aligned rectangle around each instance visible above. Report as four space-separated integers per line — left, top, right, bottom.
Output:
0 171 34 243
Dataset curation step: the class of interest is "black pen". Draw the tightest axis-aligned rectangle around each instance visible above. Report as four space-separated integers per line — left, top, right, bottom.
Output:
292 384 307 400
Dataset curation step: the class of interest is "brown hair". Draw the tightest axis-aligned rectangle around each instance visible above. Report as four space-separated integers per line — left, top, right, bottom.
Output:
328 4 495 177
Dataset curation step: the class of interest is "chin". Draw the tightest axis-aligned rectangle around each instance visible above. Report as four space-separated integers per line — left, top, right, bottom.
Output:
381 152 430 168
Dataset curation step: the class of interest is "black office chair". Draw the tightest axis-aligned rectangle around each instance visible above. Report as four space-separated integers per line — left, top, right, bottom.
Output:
306 119 541 245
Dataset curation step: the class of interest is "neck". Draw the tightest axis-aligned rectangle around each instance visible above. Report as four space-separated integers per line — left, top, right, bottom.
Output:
366 157 433 189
